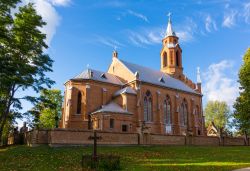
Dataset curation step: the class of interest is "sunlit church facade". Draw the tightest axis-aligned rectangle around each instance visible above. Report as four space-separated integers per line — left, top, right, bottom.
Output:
59 16 206 136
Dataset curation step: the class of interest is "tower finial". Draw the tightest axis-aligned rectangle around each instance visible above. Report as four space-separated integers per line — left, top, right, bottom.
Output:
112 48 118 58
167 12 172 23
165 12 176 37
197 67 202 83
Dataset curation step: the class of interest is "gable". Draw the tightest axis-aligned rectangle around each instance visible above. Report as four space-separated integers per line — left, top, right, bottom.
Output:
107 58 136 83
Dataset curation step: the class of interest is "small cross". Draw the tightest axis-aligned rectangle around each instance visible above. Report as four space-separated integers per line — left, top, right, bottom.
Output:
167 12 172 22
167 12 171 18
86 64 90 69
114 45 117 51
88 131 102 161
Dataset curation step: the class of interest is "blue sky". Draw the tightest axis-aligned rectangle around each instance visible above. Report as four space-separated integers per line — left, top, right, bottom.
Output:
17 0 250 125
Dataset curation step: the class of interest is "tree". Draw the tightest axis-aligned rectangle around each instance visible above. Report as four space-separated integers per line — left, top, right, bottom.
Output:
233 48 250 141
0 2 54 143
26 89 63 129
205 101 231 136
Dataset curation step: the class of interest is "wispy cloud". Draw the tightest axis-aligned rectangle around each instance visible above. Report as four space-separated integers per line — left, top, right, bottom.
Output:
127 17 197 47
175 17 197 42
127 10 149 23
222 7 238 28
205 15 217 32
95 36 124 49
127 27 164 47
243 2 250 24
202 60 239 108
48 0 71 6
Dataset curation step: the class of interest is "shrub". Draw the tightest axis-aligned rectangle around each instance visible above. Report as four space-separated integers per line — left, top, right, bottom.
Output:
82 154 121 171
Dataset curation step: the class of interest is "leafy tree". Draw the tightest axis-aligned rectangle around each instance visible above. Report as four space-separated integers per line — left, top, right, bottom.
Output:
0 2 54 143
205 101 231 136
26 89 63 129
233 48 250 140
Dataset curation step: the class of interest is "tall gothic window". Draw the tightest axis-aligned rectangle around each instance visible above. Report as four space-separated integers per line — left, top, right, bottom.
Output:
194 106 199 127
144 91 152 122
170 51 173 65
176 51 179 67
163 96 171 125
77 92 82 114
163 52 168 67
180 100 188 126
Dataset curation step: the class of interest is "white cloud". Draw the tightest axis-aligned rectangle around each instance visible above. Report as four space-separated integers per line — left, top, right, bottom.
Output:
34 0 61 45
49 0 71 6
202 60 239 108
127 10 149 23
127 27 164 47
176 18 197 42
243 2 250 24
222 10 237 28
96 36 124 49
205 15 217 32
20 0 71 45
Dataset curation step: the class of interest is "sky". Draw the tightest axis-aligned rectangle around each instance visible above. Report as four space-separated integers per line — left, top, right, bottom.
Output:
16 0 250 125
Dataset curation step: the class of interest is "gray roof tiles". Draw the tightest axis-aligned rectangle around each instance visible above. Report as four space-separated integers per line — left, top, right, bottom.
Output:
72 68 123 85
91 102 132 115
119 59 198 94
113 87 137 97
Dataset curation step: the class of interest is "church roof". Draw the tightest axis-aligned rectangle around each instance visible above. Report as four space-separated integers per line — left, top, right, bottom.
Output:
91 102 132 115
72 68 123 85
119 59 198 94
113 87 137 97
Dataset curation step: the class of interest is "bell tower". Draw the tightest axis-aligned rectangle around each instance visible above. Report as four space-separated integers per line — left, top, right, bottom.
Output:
160 13 183 79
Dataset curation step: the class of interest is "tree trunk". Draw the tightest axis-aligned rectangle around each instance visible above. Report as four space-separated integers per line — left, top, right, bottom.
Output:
0 85 15 144
244 131 248 146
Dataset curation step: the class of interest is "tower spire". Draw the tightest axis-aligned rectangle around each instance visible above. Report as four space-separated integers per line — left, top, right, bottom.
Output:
197 67 202 83
165 12 176 37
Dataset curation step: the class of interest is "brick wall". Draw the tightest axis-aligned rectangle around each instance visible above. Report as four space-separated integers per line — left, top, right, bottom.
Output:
24 129 250 147
25 129 49 146
192 136 219 146
49 129 138 147
223 137 245 146
150 134 185 145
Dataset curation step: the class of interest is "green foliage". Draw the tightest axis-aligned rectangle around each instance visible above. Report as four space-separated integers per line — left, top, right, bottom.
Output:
233 48 250 136
26 89 63 129
1 146 250 171
0 1 54 141
205 101 231 131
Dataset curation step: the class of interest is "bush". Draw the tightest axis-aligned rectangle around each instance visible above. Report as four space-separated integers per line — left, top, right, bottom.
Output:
82 154 121 171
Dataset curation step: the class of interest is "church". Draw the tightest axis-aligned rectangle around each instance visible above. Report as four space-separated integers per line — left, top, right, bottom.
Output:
59 16 206 136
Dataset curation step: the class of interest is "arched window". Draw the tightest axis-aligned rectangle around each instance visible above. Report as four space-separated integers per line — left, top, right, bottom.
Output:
163 96 171 125
176 51 179 66
144 91 152 122
77 92 82 114
163 52 168 67
194 106 199 127
180 100 188 126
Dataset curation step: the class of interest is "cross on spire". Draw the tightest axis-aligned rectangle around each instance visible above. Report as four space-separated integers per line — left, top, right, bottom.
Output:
165 12 176 37
197 67 202 83
167 12 172 23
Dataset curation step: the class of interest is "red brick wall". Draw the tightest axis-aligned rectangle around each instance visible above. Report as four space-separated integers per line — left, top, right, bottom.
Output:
25 129 250 147
192 136 219 146
150 134 185 145
224 137 245 146
49 129 138 146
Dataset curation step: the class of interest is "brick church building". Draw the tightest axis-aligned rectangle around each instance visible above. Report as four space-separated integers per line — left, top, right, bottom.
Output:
59 16 206 136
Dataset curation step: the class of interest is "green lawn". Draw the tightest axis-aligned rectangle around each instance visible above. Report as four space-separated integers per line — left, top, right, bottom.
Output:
0 145 250 171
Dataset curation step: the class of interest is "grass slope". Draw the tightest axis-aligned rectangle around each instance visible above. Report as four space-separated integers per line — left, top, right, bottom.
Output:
0 145 250 171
